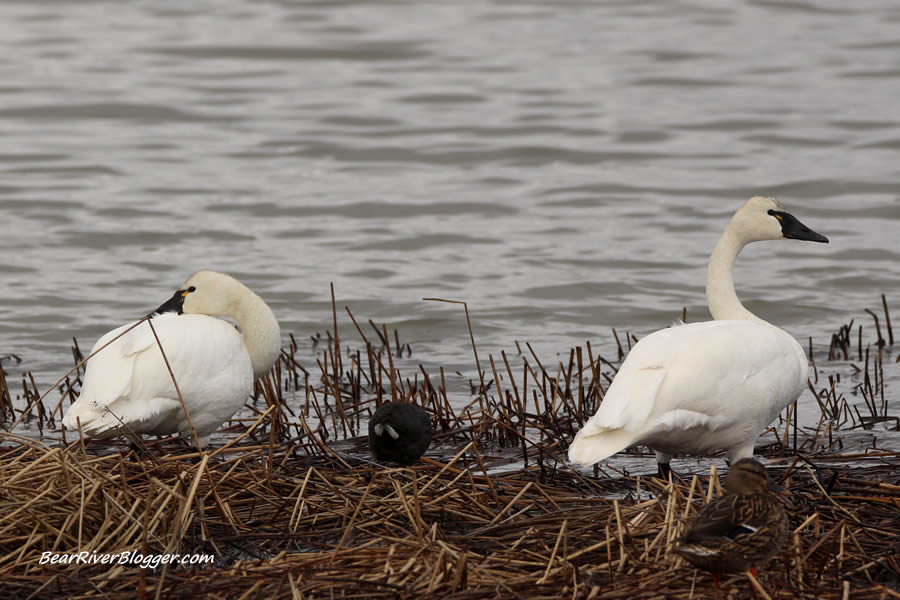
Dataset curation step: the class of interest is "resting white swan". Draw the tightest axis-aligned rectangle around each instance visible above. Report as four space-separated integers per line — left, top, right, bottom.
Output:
568 197 828 476
62 270 281 449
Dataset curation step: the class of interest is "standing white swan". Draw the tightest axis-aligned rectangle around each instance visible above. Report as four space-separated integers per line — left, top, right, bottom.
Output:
567 197 828 476
63 270 281 449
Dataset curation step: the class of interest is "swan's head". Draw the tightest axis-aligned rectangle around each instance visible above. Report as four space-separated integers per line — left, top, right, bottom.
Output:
732 196 828 244
150 270 244 317
180 270 246 317
726 458 785 495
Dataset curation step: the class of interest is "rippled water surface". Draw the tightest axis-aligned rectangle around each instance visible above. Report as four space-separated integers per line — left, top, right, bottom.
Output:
0 1 898 458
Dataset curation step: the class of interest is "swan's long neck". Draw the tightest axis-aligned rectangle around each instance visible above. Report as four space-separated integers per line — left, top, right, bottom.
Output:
232 291 281 378
706 227 769 325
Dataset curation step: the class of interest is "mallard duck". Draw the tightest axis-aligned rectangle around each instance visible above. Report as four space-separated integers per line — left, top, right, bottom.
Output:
568 197 828 477
63 270 281 449
673 458 789 578
368 401 432 465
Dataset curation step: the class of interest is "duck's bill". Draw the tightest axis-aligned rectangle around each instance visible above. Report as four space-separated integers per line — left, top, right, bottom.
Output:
767 478 789 495
774 211 829 243
149 289 187 316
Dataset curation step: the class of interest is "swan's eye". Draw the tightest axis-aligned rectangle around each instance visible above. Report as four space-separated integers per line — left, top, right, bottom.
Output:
188 286 196 293
767 209 775 215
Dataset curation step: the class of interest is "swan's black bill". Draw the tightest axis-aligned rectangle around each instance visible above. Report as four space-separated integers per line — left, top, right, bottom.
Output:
149 288 189 316
769 210 829 243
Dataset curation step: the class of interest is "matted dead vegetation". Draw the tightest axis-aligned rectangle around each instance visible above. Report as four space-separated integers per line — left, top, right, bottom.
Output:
0 294 897 599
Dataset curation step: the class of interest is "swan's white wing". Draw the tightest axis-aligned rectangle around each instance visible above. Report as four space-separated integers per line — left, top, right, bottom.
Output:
63 319 166 435
568 320 806 465
63 313 252 439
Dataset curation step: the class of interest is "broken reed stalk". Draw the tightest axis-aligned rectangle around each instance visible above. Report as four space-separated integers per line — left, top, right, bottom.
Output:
146 318 202 451
864 308 886 349
423 298 486 396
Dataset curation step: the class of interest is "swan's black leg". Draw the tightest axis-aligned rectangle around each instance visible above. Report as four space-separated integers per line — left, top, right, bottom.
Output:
655 450 674 479
657 462 672 479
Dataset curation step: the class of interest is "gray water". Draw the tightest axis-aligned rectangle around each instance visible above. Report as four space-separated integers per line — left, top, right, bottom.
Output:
0 1 898 458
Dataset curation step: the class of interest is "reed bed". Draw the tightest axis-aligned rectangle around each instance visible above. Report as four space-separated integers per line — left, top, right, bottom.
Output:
0 293 897 599
1 437 898 599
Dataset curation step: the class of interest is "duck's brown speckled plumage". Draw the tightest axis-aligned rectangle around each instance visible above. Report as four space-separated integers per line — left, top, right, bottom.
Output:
673 459 789 573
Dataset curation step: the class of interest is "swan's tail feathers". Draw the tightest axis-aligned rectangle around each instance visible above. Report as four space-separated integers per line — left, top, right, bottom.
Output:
567 427 639 466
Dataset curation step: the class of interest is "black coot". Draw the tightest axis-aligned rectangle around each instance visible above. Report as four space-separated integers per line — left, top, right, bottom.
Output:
368 402 432 465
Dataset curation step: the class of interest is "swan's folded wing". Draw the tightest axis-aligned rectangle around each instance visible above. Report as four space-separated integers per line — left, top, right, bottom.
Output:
63 317 177 433
63 314 245 434
576 324 701 434
585 321 796 430
569 320 802 464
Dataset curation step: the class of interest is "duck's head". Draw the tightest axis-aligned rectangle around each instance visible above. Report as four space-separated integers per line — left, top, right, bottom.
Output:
726 458 785 495
731 196 828 245
151 270 242 317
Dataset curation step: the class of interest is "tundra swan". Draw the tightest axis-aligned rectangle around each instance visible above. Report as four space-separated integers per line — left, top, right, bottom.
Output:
567 197 828 476
62 270 280 449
